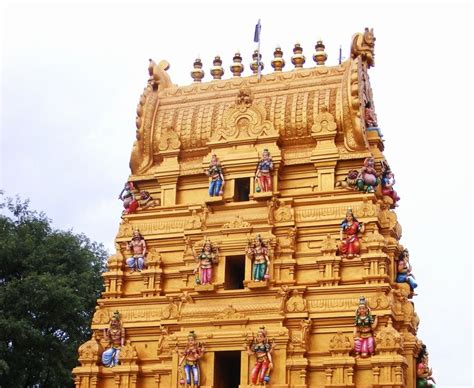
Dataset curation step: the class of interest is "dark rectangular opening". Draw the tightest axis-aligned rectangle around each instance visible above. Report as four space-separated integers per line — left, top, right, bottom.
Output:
234 178 250 202
213 351 241 388
225 255 245 290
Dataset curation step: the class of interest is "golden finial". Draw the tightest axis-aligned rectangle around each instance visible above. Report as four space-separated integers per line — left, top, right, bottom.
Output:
210 56 224 80
191 58 205 83
271 46 285 72
250 50 264 75
230 52 244 77
291 43 306 68
313 39 328 65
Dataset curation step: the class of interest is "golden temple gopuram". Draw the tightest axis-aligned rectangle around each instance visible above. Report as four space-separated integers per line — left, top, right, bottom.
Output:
74 28 433 388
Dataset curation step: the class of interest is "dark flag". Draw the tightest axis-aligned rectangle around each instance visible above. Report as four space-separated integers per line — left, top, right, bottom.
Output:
254 19 261 43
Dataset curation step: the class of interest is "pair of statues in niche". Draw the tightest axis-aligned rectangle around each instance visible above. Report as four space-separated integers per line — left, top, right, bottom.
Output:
205 150 274 197
176 328 274 387
337 158 400 208
118 181 160 215
193 235 270 286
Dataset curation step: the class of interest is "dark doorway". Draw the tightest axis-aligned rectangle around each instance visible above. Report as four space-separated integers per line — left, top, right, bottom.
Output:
234 178 250 202
225 255 245 290
213 351 241 388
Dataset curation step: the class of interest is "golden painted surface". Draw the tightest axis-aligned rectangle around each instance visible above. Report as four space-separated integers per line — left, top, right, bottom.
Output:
74 29 422 388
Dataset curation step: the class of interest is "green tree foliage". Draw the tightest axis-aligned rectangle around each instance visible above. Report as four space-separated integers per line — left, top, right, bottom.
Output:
0 193 107 387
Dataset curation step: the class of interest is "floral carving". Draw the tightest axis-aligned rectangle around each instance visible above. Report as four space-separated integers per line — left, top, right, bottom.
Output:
311 105 337 134
215 304 245 320
158 126 181 152
285 289 307 312
222 215 251 229
329 332 352 356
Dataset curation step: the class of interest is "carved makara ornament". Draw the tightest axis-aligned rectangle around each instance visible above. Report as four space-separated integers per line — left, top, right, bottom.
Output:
210 89 277 142
350 28 376 67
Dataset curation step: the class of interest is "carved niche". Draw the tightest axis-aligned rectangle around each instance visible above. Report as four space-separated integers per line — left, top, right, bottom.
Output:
210 88 277 142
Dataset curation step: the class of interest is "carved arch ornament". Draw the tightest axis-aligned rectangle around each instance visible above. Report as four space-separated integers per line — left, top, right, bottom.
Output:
210 88 278 142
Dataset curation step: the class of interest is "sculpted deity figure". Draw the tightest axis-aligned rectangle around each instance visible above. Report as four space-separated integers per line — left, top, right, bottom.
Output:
416 344 436 387
396 249 418 295
205 154 224 197
246 235 270 281
247 326 273 386
364 101 383 137
194 240 219 285
381 161 400 208
339 208 365 258
353 296 378 358
255 149 274 192
102 311 125 367
118 181 139 214
178 331 205 388
125 230 146 272
356 157 380 193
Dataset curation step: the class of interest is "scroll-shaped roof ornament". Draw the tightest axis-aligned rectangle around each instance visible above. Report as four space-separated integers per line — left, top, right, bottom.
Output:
350 28 376 68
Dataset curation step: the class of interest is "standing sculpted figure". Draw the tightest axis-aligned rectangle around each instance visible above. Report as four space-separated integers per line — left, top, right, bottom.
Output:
353 296 378 358
246 235 270 281
255 149 274 192
178 331 205 388
247 326 273 386
102 311 125 367
194 240 219 285
205 154 224 197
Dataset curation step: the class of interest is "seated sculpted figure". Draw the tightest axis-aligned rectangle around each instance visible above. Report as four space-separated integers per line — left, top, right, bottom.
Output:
396 249 418 296
339 208 365 259
125 230 146 272
356 157 380 193
416 344 436 387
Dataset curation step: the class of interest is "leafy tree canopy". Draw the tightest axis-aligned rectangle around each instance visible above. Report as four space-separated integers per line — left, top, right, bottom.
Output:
0 192 107 387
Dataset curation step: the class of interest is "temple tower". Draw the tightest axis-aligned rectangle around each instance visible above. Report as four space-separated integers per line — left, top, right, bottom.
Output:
74 28 429 388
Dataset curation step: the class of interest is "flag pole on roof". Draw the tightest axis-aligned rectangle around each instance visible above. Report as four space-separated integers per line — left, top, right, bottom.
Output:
254 19 262 81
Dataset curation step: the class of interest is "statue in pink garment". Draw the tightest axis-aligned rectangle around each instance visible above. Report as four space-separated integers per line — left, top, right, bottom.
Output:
194 240 219 285
247 326 273 386
353 296 378 358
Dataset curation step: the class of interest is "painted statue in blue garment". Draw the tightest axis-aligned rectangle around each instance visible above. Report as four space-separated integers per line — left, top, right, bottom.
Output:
396 249 418 296
102 311 124 367
205 154 225 197
178 331 205 388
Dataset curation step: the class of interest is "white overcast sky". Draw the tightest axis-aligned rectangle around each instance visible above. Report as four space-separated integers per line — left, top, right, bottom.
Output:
1 1 472 386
